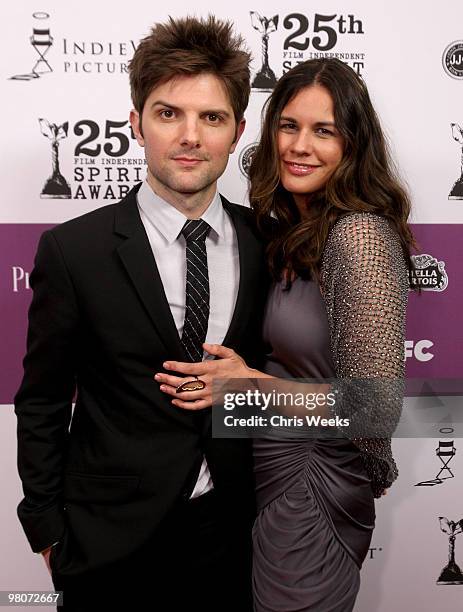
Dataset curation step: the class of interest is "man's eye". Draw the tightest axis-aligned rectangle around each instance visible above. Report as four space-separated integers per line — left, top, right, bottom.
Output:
160 110 174 119
206 114 220 122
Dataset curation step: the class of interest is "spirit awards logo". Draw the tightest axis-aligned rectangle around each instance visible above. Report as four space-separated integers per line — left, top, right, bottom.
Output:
415 440 456 487
10 12 53 81
409 254 448 291
248 10 366 89
37 117 146 201
250 13 279 91
239 143 259 177
443 41 463 80
449 123 463 199
437 517 463 585
39 119 71 199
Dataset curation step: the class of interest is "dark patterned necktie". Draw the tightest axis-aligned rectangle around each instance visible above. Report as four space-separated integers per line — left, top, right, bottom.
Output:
181 219 211 362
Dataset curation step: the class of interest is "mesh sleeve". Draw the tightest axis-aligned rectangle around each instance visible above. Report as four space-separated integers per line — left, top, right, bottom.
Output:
320 213 409 497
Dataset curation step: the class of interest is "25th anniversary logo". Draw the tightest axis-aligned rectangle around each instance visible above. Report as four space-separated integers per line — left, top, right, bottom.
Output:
249 10 366 91
38 117 145 200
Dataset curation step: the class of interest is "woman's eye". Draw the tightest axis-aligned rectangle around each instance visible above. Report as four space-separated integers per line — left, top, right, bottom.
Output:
280 123 297 131
316 128 334 136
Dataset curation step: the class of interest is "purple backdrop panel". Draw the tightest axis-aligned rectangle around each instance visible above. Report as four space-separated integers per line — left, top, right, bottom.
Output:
1 223 461 403
406 224 462 380
1 224 54 403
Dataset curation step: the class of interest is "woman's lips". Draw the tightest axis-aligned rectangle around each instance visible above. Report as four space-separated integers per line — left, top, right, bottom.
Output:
283 161 320 176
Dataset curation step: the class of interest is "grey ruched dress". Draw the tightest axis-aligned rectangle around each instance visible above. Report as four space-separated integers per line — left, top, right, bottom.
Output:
252 213 409 612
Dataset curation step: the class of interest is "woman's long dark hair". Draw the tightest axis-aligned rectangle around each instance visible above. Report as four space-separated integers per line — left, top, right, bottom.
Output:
249 58 415 281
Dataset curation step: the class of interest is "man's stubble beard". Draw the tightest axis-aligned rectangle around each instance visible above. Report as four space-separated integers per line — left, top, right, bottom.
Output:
152 163 224 198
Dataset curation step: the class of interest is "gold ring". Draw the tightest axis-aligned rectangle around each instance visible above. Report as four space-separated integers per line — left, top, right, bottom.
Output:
176 376 206 393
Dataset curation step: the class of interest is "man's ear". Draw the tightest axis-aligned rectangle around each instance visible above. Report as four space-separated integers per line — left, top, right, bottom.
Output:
130 109 144 146
229 118 246 154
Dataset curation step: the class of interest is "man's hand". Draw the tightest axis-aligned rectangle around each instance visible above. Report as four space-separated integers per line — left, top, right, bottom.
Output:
155 343 257 410
41 546 53 574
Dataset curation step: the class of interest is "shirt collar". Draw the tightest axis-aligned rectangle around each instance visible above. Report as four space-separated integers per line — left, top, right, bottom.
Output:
137 180 226 244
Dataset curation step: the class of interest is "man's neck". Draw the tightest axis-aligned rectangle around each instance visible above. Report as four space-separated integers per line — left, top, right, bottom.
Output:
146 176 217 220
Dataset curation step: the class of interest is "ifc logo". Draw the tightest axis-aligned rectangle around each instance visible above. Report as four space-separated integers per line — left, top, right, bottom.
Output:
239 143 258 178
442 41 463 79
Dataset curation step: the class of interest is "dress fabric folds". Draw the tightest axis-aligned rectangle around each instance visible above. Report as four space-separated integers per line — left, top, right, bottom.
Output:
253 436 375 612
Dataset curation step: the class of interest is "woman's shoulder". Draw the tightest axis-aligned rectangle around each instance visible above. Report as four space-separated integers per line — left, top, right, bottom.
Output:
320 211 409 292
324 212 401 258
329 211 393 239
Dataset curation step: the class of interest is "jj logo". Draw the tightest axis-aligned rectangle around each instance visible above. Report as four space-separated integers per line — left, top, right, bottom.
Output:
250 12 279 91
437 517 463 585
39 118 71 199
10 12 53 81
449 123 463 200
443 41 463 80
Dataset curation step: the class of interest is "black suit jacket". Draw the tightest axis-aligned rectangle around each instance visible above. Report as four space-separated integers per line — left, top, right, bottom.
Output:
15 184 268 575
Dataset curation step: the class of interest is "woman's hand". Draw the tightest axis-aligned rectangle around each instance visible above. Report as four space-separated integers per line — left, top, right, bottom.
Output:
154 343 257 410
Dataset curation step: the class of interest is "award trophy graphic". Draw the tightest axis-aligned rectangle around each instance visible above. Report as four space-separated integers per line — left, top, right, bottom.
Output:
39 118 71 199
449 123 463 199
437 517 463 585
250 12 278 91
10 12 53 81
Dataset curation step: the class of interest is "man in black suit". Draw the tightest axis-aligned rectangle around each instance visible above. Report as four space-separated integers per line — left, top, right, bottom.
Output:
15 16 267 611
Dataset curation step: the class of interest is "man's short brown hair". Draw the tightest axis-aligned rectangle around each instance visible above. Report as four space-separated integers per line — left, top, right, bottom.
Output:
129 15 251 123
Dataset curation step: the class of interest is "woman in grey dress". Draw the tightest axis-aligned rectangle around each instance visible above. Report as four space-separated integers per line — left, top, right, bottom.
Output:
156 59 415 611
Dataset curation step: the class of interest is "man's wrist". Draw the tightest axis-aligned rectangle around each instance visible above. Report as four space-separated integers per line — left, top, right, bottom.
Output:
37 542 58 554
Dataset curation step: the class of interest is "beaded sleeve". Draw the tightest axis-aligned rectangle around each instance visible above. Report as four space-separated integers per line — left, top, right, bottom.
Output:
320 213 409 497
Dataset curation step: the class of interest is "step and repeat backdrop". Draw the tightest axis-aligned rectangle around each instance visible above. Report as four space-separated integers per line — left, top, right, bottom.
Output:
1 1 462 610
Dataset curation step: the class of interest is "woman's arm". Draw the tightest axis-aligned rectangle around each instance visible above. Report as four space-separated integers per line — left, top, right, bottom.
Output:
320 212 409 496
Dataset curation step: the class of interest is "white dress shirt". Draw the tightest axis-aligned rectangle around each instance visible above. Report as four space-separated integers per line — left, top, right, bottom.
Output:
137 180 240 497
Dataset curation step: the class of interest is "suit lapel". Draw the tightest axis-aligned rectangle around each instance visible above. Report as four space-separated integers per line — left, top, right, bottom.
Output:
113 186 202 431
221 196 261 348
114 185 185 361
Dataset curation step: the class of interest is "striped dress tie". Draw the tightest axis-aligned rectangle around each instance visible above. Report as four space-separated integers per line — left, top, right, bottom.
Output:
180 219 211 362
